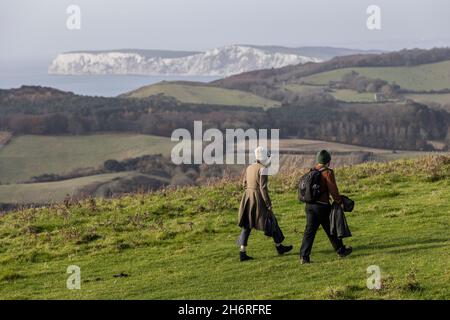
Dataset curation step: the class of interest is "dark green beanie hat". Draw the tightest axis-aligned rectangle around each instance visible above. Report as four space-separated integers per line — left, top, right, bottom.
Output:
316 150 331 165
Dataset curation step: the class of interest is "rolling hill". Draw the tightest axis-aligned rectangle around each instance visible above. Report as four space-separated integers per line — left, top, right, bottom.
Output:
3 48 450 210
0 156 448 299
302 60 450 91
212 47 450 92
121 82 280 108
0 171 172 206
0 172 132 204
0 133 174 184
0 136 437 207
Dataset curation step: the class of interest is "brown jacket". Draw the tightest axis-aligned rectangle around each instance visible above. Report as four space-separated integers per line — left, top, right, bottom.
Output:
315 164 342 205
238 162 271 231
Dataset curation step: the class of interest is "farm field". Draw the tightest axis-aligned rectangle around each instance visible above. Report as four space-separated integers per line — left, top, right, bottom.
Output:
0 172 131 205
0 172 171 205
281 83 325 94
280 84 389 103
122 82 280 108
0 133 174 184
301 60 450 91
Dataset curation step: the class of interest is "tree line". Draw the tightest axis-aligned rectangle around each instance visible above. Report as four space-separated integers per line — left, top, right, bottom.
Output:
0 85 449 151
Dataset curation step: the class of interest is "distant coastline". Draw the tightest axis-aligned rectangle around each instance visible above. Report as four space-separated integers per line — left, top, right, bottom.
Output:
0 62 218 97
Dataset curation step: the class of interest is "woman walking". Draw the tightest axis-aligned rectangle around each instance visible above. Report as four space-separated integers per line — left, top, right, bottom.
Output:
237 146 293 261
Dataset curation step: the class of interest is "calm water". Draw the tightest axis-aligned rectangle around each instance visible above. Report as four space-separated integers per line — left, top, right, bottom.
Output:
0 62 219 97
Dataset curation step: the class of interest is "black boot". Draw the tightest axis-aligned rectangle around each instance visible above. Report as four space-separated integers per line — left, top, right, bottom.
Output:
337 246 353 258
240 251 253 262
300 256 310 264
276 244 293 255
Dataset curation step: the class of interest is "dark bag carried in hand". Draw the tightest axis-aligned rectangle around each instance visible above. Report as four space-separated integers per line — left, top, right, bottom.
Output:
264 210 285 243
298 167 326 203
330 202 352 238
342 195 355 212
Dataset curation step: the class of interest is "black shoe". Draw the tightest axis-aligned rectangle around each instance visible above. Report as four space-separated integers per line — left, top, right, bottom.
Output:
337 246 353 258
300 256 310 264
276 244 293 255
240 251 254 262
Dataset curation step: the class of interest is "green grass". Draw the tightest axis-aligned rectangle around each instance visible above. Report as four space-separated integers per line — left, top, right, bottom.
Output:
122 82 280 108
0 172 137 204
302 60 450 91
281 83 325 94
0 156 449 299
280 84 382 103
0 133 174 184
330 89 376 103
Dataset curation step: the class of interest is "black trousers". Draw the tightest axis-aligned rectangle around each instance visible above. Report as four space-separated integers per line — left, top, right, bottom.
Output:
300 203 344 258
238 219 285 247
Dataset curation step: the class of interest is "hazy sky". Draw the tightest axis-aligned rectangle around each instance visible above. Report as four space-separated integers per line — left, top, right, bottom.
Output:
1 0 450 63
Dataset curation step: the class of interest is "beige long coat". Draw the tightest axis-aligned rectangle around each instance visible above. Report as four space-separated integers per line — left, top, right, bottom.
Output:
238 162 272 231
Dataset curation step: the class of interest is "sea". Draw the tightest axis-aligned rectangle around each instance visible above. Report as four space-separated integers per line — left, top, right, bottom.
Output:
0 61 219 97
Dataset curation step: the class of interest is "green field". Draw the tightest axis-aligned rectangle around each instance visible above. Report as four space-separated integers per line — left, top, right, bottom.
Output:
0 135 437 205
330 89 376 103
122 82 280 108
0 156 448 299
0 172 132 204
404 93 450 106
0 172 171 205
302 60 450 91
280 85 383 103
281 83 325 94
0 134 174 184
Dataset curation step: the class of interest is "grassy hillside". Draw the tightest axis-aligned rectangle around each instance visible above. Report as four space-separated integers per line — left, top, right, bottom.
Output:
122 82 280 108
213 48 450 91
301 60 450 91
0 134 173 183
1 137 436 205
0 156 448 299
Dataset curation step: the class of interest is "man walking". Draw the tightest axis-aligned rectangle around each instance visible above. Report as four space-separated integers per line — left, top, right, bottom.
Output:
237 146 293 261
299 150 352 264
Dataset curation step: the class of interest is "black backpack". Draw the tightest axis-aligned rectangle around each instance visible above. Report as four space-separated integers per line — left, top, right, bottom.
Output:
298 167 326 203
